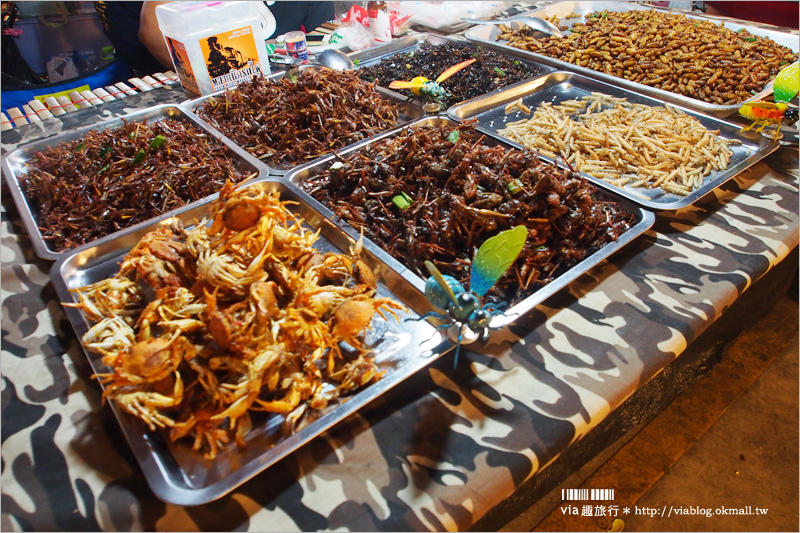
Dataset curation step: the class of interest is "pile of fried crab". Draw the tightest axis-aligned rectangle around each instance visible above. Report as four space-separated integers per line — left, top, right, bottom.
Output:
69 181 406 459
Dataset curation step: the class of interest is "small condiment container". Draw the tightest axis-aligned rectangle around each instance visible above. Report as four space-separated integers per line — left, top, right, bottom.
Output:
284 31 309 62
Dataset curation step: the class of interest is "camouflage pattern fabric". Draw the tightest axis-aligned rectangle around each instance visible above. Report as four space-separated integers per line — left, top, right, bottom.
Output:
1 83 798 531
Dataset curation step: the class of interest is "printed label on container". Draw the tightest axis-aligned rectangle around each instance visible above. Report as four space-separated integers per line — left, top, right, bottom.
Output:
199 25 263 92
166 37 199 94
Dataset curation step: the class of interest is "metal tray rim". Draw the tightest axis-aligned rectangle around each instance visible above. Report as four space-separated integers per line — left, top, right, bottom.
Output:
447 70 781 211
1 104 268 260
347 32 558 112
50 177 446 505
463 1 799 117
284 115 656 329
181 65 425 176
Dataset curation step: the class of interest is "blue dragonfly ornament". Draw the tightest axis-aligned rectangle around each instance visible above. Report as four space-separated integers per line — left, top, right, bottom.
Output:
420 225 528 366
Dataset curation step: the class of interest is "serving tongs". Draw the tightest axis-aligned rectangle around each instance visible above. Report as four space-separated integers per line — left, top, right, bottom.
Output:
461 16 564 38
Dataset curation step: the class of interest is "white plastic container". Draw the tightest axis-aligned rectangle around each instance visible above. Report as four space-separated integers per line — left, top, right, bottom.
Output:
155 1 272 96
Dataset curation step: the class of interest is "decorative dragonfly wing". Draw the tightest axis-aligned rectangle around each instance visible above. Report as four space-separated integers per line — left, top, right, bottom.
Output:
744 102 784 110
424 260 460 307
435 58 476 83
470 225 528 297
773 61 799 103
388 80 426 89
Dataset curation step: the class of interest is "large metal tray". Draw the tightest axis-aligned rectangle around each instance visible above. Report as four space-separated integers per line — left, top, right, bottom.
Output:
448 71 781 210
286 116 655 329
182 65 426 176
348 33 555 110
1 104 266 261
464 1 799 118
51 179 445 506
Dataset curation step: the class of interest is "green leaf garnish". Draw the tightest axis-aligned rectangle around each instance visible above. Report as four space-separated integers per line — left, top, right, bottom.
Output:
447 129 460 143
407 51 415 58
494 67 506 77
76 141 85 153
149 134 167 149
514 60 520 66
392 191 413 209
353 58 360 66
132 149 146 165
743 37 757 42
99 163 110 173
99 146 111 158
507 178 524 195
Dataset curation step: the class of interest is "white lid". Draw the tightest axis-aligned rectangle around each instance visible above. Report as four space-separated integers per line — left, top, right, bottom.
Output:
155 1 263 37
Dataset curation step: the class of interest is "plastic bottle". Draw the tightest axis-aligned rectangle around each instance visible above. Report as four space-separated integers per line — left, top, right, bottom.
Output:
367 1 391 44
155 1 270 96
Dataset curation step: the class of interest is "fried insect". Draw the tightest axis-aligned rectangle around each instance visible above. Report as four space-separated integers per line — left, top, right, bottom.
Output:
18 119 250 252
195 69 399 166
302 122 634 306
358 42 545 108
70 181 406 459
498 93 741 195
499 10 798 105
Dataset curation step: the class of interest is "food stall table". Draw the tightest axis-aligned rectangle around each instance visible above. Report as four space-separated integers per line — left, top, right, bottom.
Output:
1 68 798 533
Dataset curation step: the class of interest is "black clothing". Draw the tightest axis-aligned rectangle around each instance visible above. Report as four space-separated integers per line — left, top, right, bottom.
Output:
267 1 335 37
94 1 163 77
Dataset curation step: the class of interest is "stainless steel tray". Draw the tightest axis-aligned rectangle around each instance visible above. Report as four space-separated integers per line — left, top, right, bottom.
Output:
285 116 655 330
348 33 555 110
182 65 426 176
464 1 799 118
447 71 781 210
1 104 266 261
51 179 445 506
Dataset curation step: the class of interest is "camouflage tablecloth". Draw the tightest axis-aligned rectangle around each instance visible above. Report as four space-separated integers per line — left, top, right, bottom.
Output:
1 88 798 531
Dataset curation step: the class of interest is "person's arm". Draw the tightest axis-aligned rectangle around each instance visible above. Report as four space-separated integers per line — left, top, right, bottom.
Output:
139 1 174 69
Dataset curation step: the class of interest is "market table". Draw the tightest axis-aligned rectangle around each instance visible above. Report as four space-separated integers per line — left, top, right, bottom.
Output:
2 71 798 532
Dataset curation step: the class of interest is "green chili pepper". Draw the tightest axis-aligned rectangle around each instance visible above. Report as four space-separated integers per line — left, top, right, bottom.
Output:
447 130 460 143
132 149 146 165
149 134 167 149
507 178 524 195
392 191 413 209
